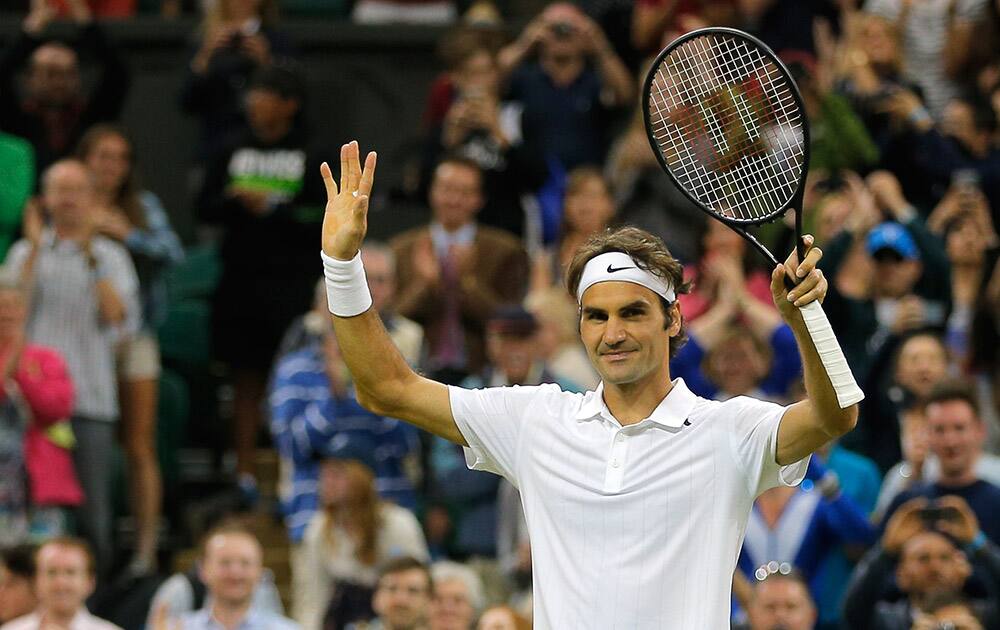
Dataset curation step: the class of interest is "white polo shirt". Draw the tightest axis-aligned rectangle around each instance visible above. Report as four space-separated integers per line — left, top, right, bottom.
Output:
450 378 809 630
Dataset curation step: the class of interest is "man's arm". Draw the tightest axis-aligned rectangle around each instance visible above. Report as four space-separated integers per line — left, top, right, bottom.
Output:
771 236 859 465
321 142 464 445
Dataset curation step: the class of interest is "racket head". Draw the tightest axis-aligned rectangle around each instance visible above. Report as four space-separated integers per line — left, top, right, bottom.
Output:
643 27 810 227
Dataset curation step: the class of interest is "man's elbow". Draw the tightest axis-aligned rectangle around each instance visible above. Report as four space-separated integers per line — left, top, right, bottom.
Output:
827 404 859 438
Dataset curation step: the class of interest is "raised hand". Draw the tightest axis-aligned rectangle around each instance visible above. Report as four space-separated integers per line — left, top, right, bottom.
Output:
321 141 377 261
770 234 827 316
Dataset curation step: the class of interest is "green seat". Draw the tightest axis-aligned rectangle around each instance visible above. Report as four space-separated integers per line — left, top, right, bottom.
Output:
165 243 221 303
156 367 190 488
158 299 213 368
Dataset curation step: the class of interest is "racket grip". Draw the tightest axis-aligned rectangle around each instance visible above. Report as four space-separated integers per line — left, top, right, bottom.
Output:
797 301 865 409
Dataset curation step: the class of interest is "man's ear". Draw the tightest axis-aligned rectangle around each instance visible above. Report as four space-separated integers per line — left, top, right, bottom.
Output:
666 303 682 337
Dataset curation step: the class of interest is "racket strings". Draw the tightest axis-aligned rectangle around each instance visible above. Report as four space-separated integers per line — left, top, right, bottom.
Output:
647 32 805 223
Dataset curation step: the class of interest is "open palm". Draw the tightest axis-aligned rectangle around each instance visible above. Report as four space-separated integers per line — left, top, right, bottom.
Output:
321 141 377 261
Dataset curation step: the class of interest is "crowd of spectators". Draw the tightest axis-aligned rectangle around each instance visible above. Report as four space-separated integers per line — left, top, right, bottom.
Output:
1 0 1000 628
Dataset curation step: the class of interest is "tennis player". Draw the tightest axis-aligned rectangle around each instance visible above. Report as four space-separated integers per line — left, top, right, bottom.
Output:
320 141 859 628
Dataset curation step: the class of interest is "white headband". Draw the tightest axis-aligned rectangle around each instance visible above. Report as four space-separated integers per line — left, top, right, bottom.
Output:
576 252 676 304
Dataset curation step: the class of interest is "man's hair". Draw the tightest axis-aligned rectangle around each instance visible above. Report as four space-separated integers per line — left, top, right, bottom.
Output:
564 166 608 198
36 537 95 576
430 561 484 612
565 226 692 358
198 518 261 560
40 158 92 192
923 379 980 418
0 545 36 579
377 556 433 593
434 155 483 187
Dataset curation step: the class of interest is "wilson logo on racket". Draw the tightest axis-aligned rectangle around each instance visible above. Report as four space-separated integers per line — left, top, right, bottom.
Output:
665 76 773 173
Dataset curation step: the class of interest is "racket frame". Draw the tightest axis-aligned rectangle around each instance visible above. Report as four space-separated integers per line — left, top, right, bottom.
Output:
642 26 811 267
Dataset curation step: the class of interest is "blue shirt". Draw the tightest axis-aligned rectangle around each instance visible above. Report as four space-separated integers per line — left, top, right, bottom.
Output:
268 346 419 542
180 608 300 630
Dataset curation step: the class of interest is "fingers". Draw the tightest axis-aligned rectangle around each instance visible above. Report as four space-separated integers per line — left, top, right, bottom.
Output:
320 162 338 199
339 142 350 194
358 151 378 198
348 141 361 192
786 269 827 306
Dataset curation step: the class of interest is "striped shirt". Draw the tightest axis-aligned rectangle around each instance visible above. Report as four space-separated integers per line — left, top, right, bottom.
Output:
269 345 419 542
5 230 140 421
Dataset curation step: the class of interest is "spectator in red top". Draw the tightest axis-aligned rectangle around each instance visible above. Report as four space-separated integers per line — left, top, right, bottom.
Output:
0 267 80 545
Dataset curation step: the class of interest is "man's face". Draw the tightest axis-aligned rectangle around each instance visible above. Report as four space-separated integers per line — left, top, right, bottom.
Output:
0 565 36 623
318 459 353 506
83 133 131 196
373 568 431 630
429 578 475 630
894 335 948 399
487 332 536 385
748 578 816 630
28 44 80 107
926 400 983 480
429 163 482 231
245 88 298 137
539 4 586 61
200 533 263 608
579 282 678 388
42 162 94 229
563 177 614 236
34 545 93 618
706 335 768 396
872 252 922 298
362 250 396 314
897 532 969 596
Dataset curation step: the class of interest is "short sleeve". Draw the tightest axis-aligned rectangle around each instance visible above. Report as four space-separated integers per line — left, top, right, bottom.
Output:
726 396 810 497
448 383 561 483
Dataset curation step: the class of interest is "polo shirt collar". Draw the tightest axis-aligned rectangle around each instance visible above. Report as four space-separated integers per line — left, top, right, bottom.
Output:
575 378 697 429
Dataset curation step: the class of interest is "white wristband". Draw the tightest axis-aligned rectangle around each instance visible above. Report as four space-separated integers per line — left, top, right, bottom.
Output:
321 250 373 317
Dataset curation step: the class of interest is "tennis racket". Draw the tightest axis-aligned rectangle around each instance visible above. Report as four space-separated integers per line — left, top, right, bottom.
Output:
642 27 864 408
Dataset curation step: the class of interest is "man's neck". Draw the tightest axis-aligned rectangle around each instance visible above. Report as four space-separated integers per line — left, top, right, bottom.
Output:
40 606 79 628
211 599 253 630
603 372 673 426
433 219 473 234
937 470 978 488
53 222 86 242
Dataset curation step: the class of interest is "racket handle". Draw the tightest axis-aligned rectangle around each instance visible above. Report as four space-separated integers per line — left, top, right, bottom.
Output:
798 301 865 409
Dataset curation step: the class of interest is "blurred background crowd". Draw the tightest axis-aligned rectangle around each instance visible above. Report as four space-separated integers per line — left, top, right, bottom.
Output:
0 0 999 628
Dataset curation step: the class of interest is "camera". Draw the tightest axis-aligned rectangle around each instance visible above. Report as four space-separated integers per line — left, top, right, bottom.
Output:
549 21 576 39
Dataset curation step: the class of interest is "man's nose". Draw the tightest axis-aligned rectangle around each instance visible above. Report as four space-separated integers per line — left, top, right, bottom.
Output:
603 318 626 345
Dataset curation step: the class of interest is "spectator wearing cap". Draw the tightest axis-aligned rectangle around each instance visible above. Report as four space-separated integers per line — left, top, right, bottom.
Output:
198 65 327 502
0 546 36 624
296 435 428 630
423 306 581 561
819 171 952 388
879 381 1000 544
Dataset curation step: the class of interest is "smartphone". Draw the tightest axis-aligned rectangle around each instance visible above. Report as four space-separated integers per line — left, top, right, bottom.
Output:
919 505 961 524
952 168 981 192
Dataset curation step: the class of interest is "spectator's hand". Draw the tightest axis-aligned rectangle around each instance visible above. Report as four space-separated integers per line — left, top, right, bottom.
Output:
63 0 92 23
842 171 881 235
93 207 133 241
520 14 551 52
241 33 272 66
227 186 272 217
412 235 440 285
576 13 613 58
883 496 928 554
192 26 235 74
23 0 54 35
890 295 926 333
865 170 911 219
442 100 472 148
928 187 965 235
900 411 928 479
22 197 45 247
914 609 985 630
150 603 182 630
450 242 476 277
933 495 980 545
1 329 24 381
877 89 932 132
